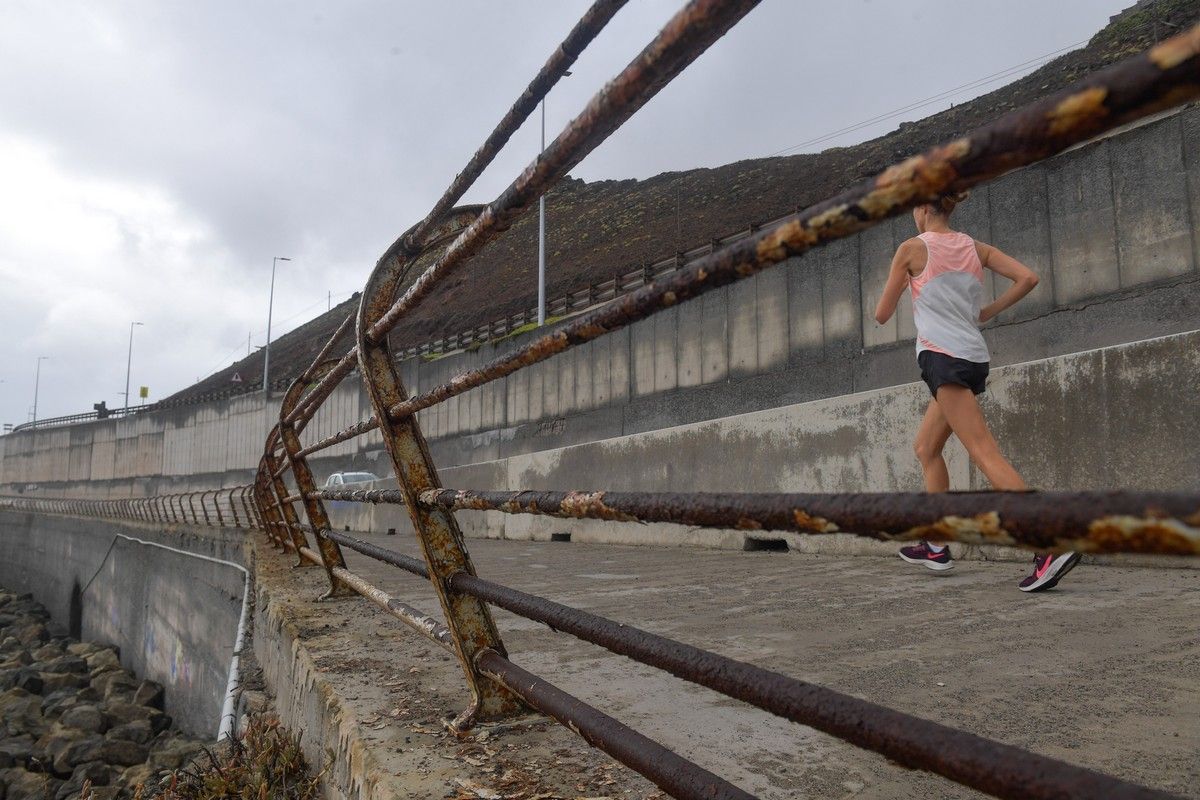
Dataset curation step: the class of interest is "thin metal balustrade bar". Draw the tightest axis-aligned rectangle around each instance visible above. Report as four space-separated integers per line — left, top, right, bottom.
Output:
288 350 356 429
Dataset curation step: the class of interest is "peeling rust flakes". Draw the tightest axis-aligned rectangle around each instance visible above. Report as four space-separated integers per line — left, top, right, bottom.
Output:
754 218 805 263
806 204 851 236
1046 87 1109 137
1150 24 1200 70
900 512 1014 546
1085 516 1200 555
791 509 838 534
557 491 641 523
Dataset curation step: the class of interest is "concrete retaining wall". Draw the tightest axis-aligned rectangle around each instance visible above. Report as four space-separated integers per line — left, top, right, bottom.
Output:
0 511 246 736
2 105 1199 501
330 328 1200 556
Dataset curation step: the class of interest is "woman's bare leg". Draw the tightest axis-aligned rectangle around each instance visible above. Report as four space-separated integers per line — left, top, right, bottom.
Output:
913 400 954 492
933 385 1026 490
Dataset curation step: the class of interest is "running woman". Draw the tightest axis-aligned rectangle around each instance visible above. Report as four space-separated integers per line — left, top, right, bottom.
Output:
873 193 1080 592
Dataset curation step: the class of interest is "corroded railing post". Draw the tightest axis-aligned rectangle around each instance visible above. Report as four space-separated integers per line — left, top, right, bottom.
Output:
211 490 224 527
227 489 242 528
263 432 313 562
279 364 349 598
254 461 285 548
252 464 274 542
356 208 524 729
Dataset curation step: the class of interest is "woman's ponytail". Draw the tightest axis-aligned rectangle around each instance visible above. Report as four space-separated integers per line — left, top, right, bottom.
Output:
936 190 970 217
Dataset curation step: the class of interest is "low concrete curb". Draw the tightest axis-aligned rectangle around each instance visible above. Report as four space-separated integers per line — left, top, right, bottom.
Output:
248 540 399 800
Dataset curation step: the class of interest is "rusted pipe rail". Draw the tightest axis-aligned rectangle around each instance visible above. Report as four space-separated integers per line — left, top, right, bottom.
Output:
475 650 756 800
395 0 629 258
447 570 1174 800
308 488 404 504
296 417 380 459
329 564 455 652
418 488 1200 555
364 0 763 344
324 529 428 577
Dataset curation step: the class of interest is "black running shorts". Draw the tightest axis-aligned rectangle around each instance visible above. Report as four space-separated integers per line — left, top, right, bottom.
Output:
918 350 989 398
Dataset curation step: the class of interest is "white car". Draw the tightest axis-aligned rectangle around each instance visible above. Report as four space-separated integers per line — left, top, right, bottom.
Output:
323 471 380 489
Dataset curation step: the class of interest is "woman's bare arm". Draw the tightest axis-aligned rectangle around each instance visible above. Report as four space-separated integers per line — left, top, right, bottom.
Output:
874 239 921 324
977 241 1039 324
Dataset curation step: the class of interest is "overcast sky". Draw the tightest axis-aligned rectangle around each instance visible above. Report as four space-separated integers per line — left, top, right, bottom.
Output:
0 0 1128 427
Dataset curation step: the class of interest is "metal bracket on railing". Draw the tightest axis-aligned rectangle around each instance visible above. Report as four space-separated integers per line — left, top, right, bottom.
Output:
357 207 525 729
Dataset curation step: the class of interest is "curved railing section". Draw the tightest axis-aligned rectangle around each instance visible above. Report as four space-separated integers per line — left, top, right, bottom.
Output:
0 486 261 530
14 5 1200 799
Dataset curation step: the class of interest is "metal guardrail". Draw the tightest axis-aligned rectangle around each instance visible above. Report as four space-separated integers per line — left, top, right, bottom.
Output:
9 4 1200 798
0 486 261 530
10 404 159 434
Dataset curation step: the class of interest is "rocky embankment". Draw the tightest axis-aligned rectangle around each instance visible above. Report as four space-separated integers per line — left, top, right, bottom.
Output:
0 591 206 800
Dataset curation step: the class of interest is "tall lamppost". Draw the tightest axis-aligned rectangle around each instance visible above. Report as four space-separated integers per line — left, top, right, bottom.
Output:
122 322 144 409
31 356 48 424
262 256 290 395
537 72 570 326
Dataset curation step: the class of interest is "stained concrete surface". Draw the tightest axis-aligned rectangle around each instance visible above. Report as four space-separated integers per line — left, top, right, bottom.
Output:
0 512 245 736
268 532 1198 799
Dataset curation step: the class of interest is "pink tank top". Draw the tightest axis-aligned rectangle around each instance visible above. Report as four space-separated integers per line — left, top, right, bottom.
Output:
909 231 989 363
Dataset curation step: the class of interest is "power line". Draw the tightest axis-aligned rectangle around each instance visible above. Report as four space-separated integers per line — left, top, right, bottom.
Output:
765 39 1088 159
195 289 357 381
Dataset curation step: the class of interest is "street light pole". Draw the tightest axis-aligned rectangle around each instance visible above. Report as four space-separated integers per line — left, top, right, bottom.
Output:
537 98 547 326
536 71 571 326
31 356 48 424
263 256 290 395
123 321 143 409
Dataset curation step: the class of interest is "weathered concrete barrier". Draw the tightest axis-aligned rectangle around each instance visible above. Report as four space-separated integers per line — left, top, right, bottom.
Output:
0 512 245 735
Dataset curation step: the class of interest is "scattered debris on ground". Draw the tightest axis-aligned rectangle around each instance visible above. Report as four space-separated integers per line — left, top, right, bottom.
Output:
99 715 321 800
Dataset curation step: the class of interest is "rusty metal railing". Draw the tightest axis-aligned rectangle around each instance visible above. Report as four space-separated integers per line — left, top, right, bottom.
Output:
0 486 260 530
11 5 1200 799
232 5 1200 798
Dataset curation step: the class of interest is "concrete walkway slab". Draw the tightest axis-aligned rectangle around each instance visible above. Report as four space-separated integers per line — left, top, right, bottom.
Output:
259 532 1198 799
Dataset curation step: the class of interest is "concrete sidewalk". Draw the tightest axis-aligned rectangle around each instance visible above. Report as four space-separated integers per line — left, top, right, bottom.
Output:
259 533 1198 799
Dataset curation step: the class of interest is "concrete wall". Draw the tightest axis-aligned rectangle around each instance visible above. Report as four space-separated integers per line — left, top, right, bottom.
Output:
335 329 1200 552
2 105 1199 500
0 512 246 736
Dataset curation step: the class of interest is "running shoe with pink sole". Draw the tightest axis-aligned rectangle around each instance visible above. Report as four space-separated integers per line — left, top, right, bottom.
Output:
898 541 954 571
1019 552 1081 592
